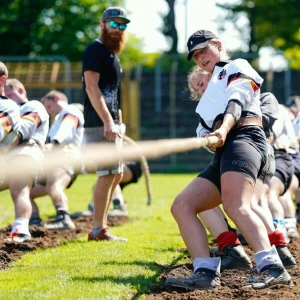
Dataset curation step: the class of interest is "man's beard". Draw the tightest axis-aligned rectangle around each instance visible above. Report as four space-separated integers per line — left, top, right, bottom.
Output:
101 27 126 54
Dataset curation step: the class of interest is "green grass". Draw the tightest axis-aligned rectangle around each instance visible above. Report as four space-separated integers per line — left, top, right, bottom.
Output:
0 173 197 300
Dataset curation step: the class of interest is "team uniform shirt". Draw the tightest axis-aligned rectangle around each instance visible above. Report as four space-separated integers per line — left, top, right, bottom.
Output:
47 104 84 162
195 59 263 138
47 104 84 148
9 100 49 163
82 39 121 128
272 104 298 154
0 96 20 143
292 112 300 137
195 60 270 189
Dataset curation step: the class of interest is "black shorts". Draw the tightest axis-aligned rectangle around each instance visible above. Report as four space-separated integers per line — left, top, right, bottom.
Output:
274 149 294 194
290 152 300 183
120 161 142 190
198 126 268 192
261 143 275 186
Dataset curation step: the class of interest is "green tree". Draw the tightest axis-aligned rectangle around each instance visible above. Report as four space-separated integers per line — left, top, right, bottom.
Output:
217 0 300 69
160 0 178 54
0 0 147 67
0 0 56 55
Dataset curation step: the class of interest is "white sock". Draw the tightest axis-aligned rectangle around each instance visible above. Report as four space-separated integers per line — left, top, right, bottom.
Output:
284 217 297 229
254 245 283 272
11 218 30 236
112 185 124 205
193 257 221 273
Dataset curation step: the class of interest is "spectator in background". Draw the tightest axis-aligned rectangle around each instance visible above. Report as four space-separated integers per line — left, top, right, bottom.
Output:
82 7 130 242
4 78 49 242
86 161 143 217
29 90 84 230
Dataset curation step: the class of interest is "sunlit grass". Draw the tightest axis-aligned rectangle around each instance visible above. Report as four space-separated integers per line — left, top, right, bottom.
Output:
0 173 196 299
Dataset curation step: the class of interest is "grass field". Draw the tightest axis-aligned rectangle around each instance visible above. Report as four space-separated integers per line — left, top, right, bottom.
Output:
0 173 197 299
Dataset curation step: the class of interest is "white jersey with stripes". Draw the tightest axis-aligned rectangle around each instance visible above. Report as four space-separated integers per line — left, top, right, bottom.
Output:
195 59 263 138
47 104 84 148
0 96 20 142
19 100 49 146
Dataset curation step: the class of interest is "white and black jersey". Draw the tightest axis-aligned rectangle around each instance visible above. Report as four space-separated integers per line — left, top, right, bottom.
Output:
18 100 49 146
0 96 20 142
47 104 84 147
195 59 263 138
272 104 298 153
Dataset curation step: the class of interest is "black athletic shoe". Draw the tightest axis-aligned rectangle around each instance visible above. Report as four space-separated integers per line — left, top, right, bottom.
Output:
29 217 44 227
46 212 75 230
165 268 221 290
276 245 296 269
236 230 248 245
221 245 253 272
244 264 292 289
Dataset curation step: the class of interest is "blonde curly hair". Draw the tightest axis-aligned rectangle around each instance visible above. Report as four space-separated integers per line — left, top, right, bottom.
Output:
187 65 211 101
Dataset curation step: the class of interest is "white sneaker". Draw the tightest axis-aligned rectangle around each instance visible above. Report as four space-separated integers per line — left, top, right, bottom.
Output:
284 218 299 238
273 219 290 243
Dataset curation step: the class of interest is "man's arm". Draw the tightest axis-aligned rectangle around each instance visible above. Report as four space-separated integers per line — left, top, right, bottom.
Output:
84 70 117 141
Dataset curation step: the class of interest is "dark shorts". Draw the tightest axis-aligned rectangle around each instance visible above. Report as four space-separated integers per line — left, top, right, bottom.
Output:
274 149 294 194
261 143 276 186
198 126 268 192
290 151 300 184
120 161 142 189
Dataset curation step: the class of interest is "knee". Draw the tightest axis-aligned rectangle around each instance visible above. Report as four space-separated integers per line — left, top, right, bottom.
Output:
223 203 249 220
46 184 59 197
170 195 184 219
171 194 195 220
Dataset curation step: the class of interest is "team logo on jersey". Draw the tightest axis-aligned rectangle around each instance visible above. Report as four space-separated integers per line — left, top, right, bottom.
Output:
218 69 226 80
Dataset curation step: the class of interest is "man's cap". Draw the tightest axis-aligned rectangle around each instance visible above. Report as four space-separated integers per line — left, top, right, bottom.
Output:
186 30 217 61
101 7 130 24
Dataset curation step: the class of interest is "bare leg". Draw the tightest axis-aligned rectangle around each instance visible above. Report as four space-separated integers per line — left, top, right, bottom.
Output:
279 175 298 218
171 177 221 259
93 173 121 228
221 172 271 252
251 180 275 232
45 168 72 212
29 183 47 217
199 207 228 239
268 176 285 219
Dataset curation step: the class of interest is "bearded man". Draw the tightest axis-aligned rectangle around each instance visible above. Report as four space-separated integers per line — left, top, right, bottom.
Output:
82 7 130 242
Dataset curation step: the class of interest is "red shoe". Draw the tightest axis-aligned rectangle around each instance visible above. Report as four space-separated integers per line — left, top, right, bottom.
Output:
88 227 127 242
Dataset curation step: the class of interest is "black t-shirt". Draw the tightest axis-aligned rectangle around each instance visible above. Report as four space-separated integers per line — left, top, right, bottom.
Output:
82 39 121 127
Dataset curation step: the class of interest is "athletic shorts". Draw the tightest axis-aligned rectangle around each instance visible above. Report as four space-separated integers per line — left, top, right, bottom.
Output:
36 166 78 189
274 149 294 194
120 161 142 189
198 126 268 192
37 145 82 189
261 143 276 186
290 151 300 183
84 126 123 177
8 144 44 184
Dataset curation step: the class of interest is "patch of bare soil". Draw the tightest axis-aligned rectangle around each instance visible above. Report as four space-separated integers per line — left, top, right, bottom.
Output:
146 232 300 300
1 216 300 299
0 214 129 270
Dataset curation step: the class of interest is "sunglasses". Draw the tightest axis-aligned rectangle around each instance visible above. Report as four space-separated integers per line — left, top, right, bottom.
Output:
106 20 127 31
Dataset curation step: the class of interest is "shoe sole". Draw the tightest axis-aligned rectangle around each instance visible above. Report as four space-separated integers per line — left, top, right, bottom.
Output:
46 224 76 230
165 279 220 290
